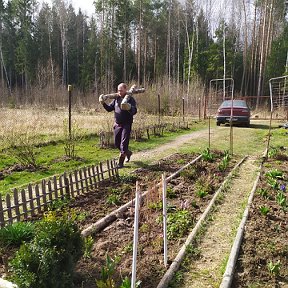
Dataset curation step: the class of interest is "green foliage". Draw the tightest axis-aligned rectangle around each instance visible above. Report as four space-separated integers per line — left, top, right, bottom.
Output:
276 192 287 209
201 148 214 162
265 169 284 180
195 178 212 199
267 260 281 276
196 189 208 199
106 193 121 206
218 150 231 172
148 201 163 211
9 211 83 288
166 186 177 199
48 196 70 211
259 205 270 216
266 177 279 190
0 222 35 247
106 187 129 206
118 174 138 184
83 236 94 259
96 254 120 288
257 188 270 199
268 146 281 159
167 210 193 240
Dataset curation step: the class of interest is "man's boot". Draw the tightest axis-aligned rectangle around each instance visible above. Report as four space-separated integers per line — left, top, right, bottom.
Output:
126 150 132 162
117 153 125 168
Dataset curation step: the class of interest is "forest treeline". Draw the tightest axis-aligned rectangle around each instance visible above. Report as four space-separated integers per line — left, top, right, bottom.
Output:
0 0 287 112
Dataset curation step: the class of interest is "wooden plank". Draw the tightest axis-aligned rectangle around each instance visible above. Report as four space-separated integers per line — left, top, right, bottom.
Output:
47 180 53 204
0 195 5 227
59 176 64 198
107 160 111 179
100 162 104 181
28 184 35 216
21 189 28 220
91 165 98 189
109 160 114 178
76 169 83 194
96 165 101 183
87 167 94 191
114 159 119 177
63 173 70 199
42 180 47 210
69 173 75 198
74 170 80 196
53 176 59 200
13 189 20 221
80 169 86 193
35 184 42 213
83 167 90 192
5 194 12 225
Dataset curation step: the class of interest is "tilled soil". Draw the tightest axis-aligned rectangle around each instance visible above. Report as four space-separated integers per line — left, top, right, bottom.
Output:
177 157 259 288
72 151 239 288
233 150 288 288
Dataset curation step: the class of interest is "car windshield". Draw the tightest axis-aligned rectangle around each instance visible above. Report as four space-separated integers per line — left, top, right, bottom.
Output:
221 100 248 108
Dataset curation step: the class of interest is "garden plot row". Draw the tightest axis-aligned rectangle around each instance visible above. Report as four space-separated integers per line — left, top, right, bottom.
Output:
71 150 242 288
231 147 288 287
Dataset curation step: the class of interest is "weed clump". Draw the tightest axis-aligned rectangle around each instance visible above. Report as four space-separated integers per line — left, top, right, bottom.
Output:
8 211 83 288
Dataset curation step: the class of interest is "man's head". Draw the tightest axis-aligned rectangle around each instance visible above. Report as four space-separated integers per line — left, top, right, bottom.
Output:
117 83 127 97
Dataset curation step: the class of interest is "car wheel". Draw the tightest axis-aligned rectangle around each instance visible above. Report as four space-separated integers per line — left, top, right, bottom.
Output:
216 122 220 126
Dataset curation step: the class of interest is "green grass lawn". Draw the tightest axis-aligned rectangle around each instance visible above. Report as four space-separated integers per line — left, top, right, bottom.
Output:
0 121 207 194
0 119 286 195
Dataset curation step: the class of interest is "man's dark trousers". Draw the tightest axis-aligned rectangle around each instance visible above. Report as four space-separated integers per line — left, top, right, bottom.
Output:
113 123 132 155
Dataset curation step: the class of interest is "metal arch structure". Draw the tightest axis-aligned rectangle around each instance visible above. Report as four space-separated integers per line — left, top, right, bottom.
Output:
208 78 235 154
266 75 288 153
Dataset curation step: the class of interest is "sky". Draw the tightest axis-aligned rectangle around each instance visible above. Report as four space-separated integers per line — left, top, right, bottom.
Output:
68 0 95 15
42 0 95 15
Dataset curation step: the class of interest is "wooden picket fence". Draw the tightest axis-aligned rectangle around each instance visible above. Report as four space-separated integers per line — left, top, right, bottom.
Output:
0 159 119 228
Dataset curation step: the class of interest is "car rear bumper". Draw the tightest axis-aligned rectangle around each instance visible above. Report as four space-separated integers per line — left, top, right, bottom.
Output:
216 116 250 124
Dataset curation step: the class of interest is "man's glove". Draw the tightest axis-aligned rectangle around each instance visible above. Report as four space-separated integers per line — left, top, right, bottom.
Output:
99 94 107 104
121 102 131 110
121 95 131 110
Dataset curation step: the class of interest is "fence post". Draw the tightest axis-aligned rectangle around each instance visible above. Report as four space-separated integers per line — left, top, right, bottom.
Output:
0 194 5 227
182 97 185 122
158 94 161 125
68 85 72 140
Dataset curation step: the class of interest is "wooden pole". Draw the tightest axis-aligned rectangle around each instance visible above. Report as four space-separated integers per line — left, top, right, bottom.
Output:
182 97 185 122
131 182 140 288
68 85 72 140
158 94 161 125
162 174 168 267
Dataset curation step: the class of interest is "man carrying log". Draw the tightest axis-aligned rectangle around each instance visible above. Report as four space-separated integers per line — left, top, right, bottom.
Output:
99 83 140 168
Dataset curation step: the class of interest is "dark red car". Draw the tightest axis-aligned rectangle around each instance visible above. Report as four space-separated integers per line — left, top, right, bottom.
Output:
216 100 250 127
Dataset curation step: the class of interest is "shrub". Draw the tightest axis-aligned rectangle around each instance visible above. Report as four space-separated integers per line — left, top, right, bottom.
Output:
3 131 39 168
0 222 35 247
9 211 83 288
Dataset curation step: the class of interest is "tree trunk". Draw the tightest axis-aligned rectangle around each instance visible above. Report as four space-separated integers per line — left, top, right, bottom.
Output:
256 0 268 107
137 0 142 86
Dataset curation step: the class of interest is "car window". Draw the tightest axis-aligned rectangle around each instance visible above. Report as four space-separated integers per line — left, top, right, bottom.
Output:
221 100 248 108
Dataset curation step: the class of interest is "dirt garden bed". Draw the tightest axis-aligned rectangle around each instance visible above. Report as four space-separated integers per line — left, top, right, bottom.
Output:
69 151 240 287
233 148 288 287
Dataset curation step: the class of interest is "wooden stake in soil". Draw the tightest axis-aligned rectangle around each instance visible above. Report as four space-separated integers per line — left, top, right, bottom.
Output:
162 173 168 267
131 182 140 288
